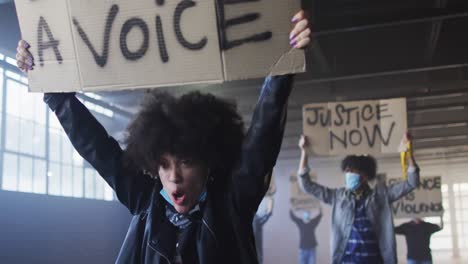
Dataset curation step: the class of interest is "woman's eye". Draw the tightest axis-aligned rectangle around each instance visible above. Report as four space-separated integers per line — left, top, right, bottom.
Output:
181 159 194 166
159 160 169 169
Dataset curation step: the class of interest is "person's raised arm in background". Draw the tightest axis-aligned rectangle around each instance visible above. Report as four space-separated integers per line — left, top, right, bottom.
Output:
296 135 336 205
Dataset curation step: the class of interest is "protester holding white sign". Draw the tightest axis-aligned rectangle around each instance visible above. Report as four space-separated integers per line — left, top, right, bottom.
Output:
16 9 311 264
296 134 420 264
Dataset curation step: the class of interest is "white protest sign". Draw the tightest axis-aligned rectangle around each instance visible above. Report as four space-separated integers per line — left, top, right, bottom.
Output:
14 0 305 92
302 98 407 155
388 176 444 218
290 172 320 212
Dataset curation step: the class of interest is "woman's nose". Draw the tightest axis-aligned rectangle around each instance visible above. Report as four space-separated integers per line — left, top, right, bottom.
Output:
168 166 182 183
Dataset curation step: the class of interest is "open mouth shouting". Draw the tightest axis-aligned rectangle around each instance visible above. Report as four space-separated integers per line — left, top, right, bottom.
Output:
172 190 186 206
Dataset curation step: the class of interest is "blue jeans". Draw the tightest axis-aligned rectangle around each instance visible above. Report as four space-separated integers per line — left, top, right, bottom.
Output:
299 247 316 264
407 259 432 264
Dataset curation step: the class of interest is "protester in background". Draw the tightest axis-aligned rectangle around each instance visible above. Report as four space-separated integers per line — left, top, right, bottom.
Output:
395 218 443 264
16 10 311 264
296 134 420 264
253 194 274 264
290 208 322 264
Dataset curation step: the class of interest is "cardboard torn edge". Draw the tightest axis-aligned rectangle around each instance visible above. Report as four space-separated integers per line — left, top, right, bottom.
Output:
80 79 225 93
268 48 306 76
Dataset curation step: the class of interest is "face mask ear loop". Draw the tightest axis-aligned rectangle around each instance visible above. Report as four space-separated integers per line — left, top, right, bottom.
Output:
198 168 212 202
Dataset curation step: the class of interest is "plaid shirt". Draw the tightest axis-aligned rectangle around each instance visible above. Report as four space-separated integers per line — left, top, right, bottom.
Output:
342 195 382 264
298 166 419 264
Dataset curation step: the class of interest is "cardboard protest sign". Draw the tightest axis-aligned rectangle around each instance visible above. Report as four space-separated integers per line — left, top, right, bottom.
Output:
290 172 320 212
15 0 305 92
387 176 444 218
302 98 407 155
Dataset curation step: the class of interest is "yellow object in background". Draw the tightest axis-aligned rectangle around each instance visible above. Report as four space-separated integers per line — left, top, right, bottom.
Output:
400 142 411 179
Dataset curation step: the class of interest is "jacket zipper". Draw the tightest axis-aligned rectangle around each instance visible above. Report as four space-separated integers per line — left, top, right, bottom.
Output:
202 217 218 248
148 242 172 264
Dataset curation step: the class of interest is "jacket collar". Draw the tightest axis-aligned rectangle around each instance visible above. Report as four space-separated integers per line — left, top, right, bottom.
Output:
148 191 219 263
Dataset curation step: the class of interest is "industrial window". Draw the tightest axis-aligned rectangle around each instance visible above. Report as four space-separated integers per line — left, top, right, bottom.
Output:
424 184 451 250
0 54 115 201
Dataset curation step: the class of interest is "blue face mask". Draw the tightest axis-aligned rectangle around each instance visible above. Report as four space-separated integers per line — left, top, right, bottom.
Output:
303 212 311 221
160 189 207 206
345 172 361 191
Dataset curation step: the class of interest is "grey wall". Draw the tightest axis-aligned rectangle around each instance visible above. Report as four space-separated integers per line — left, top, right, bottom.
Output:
0 190 131 264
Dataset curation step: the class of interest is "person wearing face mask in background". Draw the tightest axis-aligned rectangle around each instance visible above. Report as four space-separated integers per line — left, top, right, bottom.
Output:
295 134 420 264
289 208 322 264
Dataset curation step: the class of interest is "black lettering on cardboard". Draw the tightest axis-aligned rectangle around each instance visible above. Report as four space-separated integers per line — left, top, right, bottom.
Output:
174 0 207 50
363 122 395 147
217 0 271 50
355 107 361 128
320 109 331 127
377 103 393 119
120 18 149 61
330 130 347 150
225 13 259 27
434 177 442 189
395 201 443 215
392 202 401 215
420 178 442 191
155 16 169 63
72 4 119 67
362 104 374 121
349 129 362 146
404 191 415 201
305 107 325 126
344 106 359 126
334 104 344 126
37 16 63 67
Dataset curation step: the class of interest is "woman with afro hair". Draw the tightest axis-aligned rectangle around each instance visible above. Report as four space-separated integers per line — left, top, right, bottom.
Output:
16 10 311 264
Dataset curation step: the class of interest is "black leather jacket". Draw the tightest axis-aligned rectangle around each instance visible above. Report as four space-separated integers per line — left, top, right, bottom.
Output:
44 75 293 264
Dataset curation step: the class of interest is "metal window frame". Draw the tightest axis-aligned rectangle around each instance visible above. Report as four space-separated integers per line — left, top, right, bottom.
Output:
0 59 118 201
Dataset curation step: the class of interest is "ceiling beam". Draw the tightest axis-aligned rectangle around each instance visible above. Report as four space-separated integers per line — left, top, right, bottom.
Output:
314 6 468 33
423 0 447 64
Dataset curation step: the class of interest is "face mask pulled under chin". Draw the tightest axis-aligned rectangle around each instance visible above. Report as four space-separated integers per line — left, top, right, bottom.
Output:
345 172 361 191
160 188 207 207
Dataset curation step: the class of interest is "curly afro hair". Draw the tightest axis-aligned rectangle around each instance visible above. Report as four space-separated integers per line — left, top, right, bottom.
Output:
124 90 245 183
341 155 377 180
